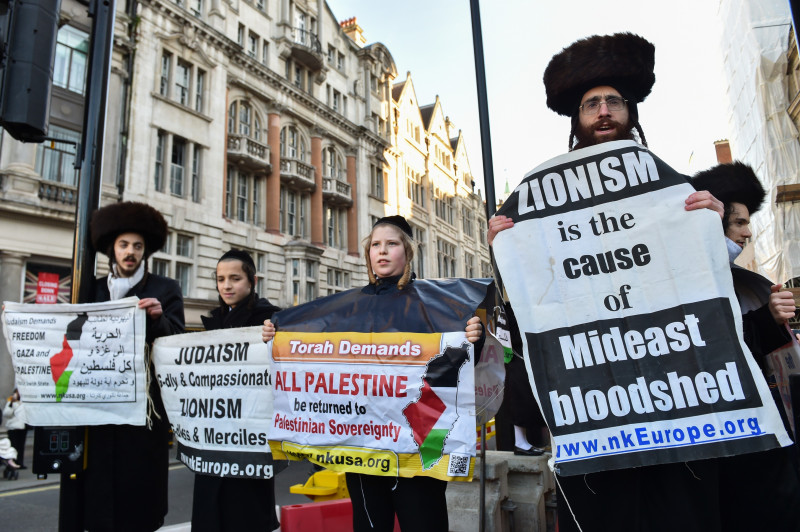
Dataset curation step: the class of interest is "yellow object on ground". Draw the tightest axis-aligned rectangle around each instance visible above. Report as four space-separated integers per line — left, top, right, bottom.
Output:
289 469 350 502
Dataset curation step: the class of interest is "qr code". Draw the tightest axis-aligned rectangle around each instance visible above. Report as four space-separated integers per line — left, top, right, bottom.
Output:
447 453 471 477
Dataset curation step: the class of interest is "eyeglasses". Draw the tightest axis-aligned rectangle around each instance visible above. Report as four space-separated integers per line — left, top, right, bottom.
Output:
579 96 628 115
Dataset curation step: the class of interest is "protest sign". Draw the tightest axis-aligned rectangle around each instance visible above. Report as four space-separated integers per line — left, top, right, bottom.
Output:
153 326 275 479
493 140 791 476
268 278 493 481
2 297 147 426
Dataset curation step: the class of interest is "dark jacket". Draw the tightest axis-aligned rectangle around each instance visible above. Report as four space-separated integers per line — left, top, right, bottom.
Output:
730 265 792 363
200 295 280 330
83 272 184 532
192 295 281 532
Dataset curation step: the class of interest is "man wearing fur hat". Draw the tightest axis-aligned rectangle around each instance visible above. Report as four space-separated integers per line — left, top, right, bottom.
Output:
488 33 727 532
83 201 184 532
693 162 800 531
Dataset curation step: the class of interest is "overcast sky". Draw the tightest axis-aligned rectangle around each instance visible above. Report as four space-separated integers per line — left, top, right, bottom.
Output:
327 0 729 201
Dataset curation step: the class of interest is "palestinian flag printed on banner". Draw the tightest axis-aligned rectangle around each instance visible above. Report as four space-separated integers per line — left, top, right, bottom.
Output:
50 314 88 402
404 342 471 470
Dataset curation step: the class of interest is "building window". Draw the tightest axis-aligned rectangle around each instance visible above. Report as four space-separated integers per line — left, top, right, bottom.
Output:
465 252 475 278
35 125 80 186
238 24 245 46
175 60 190 106
370 164 384 200
280 187 309 237
225 167 263 225
323 147 342 181
462 206 475 238
155 131 201 199
370 74 378 93
153 233 194 297
256 253 267 295
53 25 89 95
332 90 341 112
195 70 205 112
290 258 318 305
413 226 425 278
159 52 205 113
191 147 201 203
407 167 425 206
154 131 165 191
248 32 258 59
159 52 171 97
324 205 347 249
189 0 203 17
280 125 307 160
152 258 169 277
262 42 269 66
170 137 186 196
327 46 335 65
437 239 456 278
337 52 345 70
479 218 487 245
434 189 454 225
229 101 262 141
326 267 350 295
481 261 493 278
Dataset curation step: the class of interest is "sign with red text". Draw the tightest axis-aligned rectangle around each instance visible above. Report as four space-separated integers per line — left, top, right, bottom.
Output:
35 272 59 304
2 297 147 426
269 330 476 481
493 140 791 476
152 326 275 480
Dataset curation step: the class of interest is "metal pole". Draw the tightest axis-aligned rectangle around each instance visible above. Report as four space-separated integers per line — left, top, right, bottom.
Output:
59 1 117 530
469 6 500 530
469 0 497 219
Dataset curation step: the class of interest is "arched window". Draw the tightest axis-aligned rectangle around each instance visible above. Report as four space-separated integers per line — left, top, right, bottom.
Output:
228 100 262 141
280 125 307 161
322 146 343 180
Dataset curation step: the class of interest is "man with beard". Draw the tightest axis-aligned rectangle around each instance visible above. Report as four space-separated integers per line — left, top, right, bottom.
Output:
693 162 800 531
82 202 184 532
489 33 727 532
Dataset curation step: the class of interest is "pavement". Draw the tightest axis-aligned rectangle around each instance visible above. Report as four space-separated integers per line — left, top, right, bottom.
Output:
0 430 317 531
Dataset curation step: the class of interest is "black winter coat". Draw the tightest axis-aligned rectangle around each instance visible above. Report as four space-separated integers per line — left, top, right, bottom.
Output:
83 273 184 532
192 296 281 532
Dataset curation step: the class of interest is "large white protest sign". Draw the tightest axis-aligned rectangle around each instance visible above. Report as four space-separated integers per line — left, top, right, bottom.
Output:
153 326 275 479
2 297 147 426
493 140 791 476
269 330 477 481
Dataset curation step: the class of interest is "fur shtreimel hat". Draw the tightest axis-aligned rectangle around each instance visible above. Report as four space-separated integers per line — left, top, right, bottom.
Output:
90 201 168 257
544 32 656 116
692 162 766 215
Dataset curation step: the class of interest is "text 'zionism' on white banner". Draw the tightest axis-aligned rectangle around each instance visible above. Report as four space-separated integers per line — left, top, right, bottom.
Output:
2 297 147 426
152 326 275 480
492 140 792 476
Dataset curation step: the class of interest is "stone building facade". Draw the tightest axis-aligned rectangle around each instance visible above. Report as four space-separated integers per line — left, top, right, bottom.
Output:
0 0 490 393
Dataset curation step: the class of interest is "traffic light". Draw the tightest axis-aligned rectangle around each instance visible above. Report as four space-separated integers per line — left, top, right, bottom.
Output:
0 0 62 143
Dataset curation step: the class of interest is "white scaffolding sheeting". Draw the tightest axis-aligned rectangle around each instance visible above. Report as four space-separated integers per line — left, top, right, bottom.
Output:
718 0 800 283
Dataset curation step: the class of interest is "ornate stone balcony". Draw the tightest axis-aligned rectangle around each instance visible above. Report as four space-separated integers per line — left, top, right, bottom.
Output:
227 134 271 174
280 158 316 191
322 176 352 206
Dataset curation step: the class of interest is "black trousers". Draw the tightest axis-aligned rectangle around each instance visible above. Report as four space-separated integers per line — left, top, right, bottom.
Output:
7 428 27 466
557 460 721 532
345 473 448 532
191 474 279 532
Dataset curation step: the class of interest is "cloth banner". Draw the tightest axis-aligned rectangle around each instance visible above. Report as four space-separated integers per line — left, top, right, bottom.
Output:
152 326 275 479
2 297 147 426
493 140 791 476
268 278 494 481
765 330 800 435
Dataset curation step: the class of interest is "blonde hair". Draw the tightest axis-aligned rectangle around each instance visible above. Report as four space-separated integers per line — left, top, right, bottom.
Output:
363 222 416 290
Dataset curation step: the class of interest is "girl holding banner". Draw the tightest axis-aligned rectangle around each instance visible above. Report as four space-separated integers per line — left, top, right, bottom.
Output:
192 249 281 532
263 215 484 532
